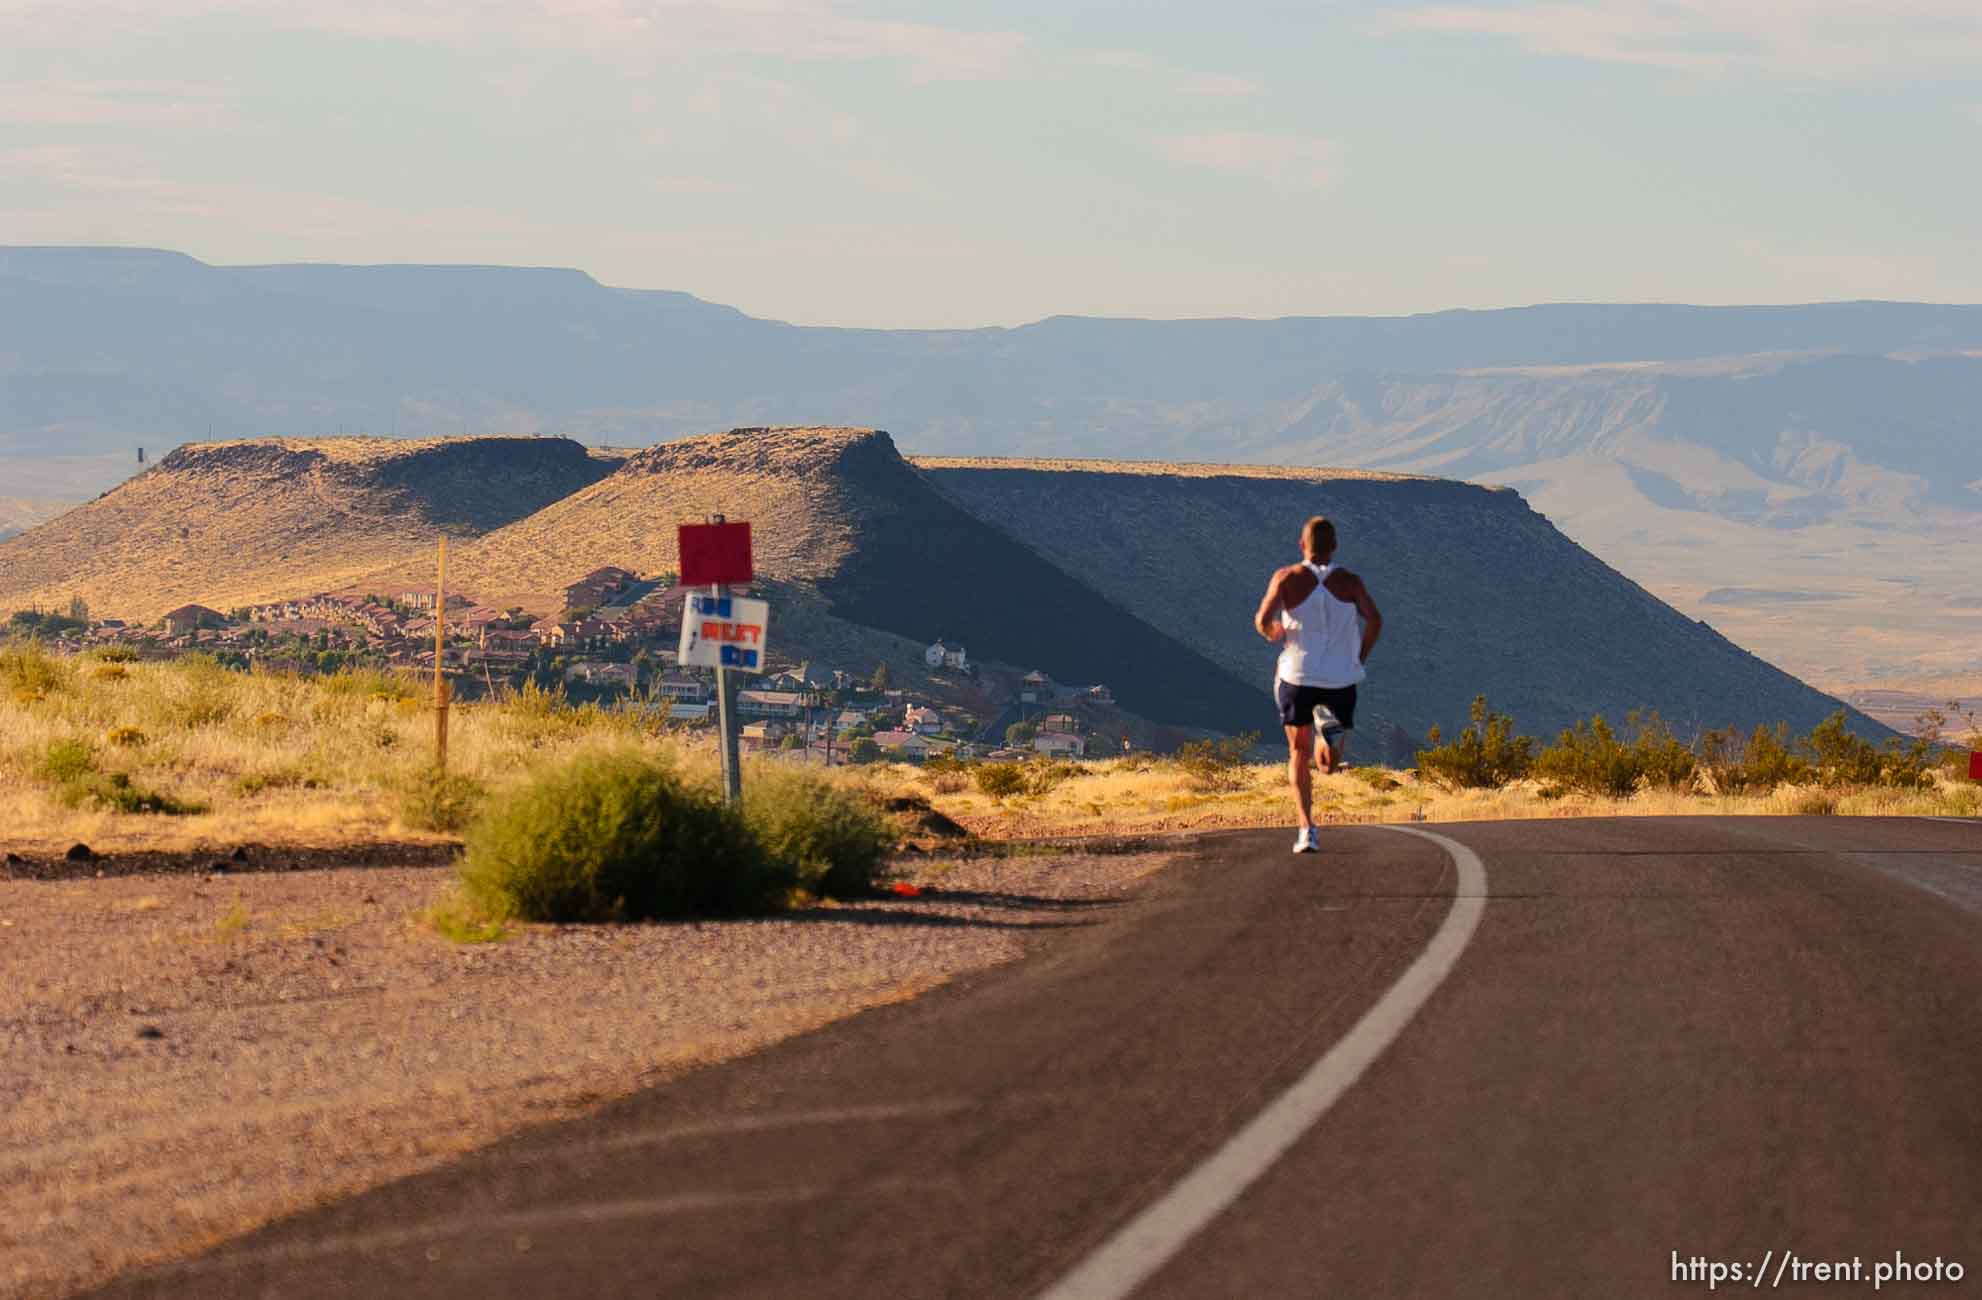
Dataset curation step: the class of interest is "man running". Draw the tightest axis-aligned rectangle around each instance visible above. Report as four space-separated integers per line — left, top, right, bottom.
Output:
1254 515 1383 853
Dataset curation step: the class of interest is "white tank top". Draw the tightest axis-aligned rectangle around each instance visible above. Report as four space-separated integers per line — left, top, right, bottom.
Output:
1276 561 1366 689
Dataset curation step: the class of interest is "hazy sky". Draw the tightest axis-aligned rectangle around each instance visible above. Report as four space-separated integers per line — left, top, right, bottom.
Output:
3 0 1979 327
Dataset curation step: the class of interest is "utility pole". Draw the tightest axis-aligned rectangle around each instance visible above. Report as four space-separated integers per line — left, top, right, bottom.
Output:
435 537 450 770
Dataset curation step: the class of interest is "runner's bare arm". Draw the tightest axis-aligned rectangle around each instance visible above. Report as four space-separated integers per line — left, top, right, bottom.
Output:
1254 567 1293 641
1349 573 1382 663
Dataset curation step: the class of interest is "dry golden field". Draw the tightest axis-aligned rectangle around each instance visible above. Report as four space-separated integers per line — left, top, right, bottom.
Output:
3 645 1975 862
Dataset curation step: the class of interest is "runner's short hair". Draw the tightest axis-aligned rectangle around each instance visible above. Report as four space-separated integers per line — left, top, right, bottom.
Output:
1302 516 1337 560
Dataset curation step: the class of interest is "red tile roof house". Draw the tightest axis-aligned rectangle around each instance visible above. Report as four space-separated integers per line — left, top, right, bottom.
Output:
159 604 227 636
872 729 937 758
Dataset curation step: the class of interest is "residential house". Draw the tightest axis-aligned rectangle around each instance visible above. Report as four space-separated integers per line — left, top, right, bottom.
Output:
873 729 939 758
736 689 805 719
159 604 226 636
904 705 945 735
667 702 714 723
565 661 637 687
563 566 639 610
923 640 967 670
1033 731 1086 758
653 677 710 702
1020 670 1052 704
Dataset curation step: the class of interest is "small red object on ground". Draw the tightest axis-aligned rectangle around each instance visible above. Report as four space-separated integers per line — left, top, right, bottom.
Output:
1969 750 1981 782
678 521 753 586
890 882 923 898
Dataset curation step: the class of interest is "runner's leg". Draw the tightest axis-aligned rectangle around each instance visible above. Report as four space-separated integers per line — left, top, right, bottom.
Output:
1285 724 1314 829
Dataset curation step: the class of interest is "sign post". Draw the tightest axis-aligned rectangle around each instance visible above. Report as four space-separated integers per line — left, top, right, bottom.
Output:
678 517 760 805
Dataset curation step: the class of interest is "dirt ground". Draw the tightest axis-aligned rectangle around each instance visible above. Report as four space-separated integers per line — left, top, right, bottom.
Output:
0 848 1175 1300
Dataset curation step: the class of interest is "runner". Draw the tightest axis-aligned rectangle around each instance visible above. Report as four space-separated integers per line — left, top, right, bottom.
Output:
1253 515 1383 853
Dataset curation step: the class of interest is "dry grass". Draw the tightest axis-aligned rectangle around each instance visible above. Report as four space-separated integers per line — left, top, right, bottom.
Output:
3 647 1975 857
873 754 1980 840
0 648 683 855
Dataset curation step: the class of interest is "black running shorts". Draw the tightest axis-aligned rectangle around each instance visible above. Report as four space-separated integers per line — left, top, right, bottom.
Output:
1275 679 1357 733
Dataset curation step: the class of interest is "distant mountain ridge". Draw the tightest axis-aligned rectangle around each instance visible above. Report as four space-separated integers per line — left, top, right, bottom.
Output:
0 427 1888 747
6 245 1978 689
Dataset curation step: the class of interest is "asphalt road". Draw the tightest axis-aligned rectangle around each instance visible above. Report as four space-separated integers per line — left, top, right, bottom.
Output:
94 816 1982 1299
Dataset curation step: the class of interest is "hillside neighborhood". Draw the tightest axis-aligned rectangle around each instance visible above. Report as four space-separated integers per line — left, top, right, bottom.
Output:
7 563 1130 765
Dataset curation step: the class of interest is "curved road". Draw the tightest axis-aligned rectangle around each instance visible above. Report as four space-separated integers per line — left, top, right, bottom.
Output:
94 817 1982 1299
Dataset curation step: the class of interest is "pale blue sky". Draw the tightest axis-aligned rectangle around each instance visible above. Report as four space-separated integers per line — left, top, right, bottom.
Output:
2 0 1978 326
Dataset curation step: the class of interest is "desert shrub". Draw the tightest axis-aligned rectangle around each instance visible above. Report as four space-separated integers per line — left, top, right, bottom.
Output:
1350 766 1401 791
1173 732 1259 792
104 725 148 748
742 764 895 898
91 662 128 682
1803 711 1885 787
1869 727 1938 791
164 653 237 727
1 639 67 697
68 772 206 815
321 667 417 701
975 762 1028 798
459 749 778 922
88 644 140 663
1697 723 1810 794
420 888 511 944
1026 760 1080 796
237 766 328 796
1416 696 1535 790
39 737 97 783
1777 786 1838 816
395 766 486 832
1536 711 1696 797
40 741 202 814
921 756 970 794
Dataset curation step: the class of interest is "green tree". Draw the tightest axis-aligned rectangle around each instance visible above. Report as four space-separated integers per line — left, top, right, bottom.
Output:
1006 720 1039 747
67 595 89 623
848 737 882 765
870 661 892 692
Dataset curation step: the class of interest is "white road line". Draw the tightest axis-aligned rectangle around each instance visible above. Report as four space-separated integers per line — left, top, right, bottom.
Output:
1035 825 1489 1300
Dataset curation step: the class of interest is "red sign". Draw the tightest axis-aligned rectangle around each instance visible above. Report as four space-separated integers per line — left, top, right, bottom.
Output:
678 521 752 586
1970 750 1981 782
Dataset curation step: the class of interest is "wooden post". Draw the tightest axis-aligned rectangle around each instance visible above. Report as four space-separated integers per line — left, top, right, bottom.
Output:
435 538 450 770
713 580 742 805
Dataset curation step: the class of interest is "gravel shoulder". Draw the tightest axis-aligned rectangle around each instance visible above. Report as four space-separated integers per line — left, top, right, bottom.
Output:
0 848 1175 1300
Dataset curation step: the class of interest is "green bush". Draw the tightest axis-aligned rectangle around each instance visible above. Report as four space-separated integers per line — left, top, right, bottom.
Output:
1416 696 1535 790
1026 760 1080 796
1697 723 1811 793
396 767 487 832
1535 711 1695 797
39 737 97 784
1803 711 1882 786
459 749 779 922
38 740 202 814
975 762 1028 798
742 764 895 898
2 639 67 696
63 771 206 815
1173 732 1259 792
321 667 418 701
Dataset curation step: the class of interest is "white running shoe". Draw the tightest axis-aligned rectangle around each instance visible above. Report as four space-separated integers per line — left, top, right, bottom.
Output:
1293 827 1319 854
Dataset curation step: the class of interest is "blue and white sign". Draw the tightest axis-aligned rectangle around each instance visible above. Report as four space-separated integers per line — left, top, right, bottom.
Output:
679 594 770 672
